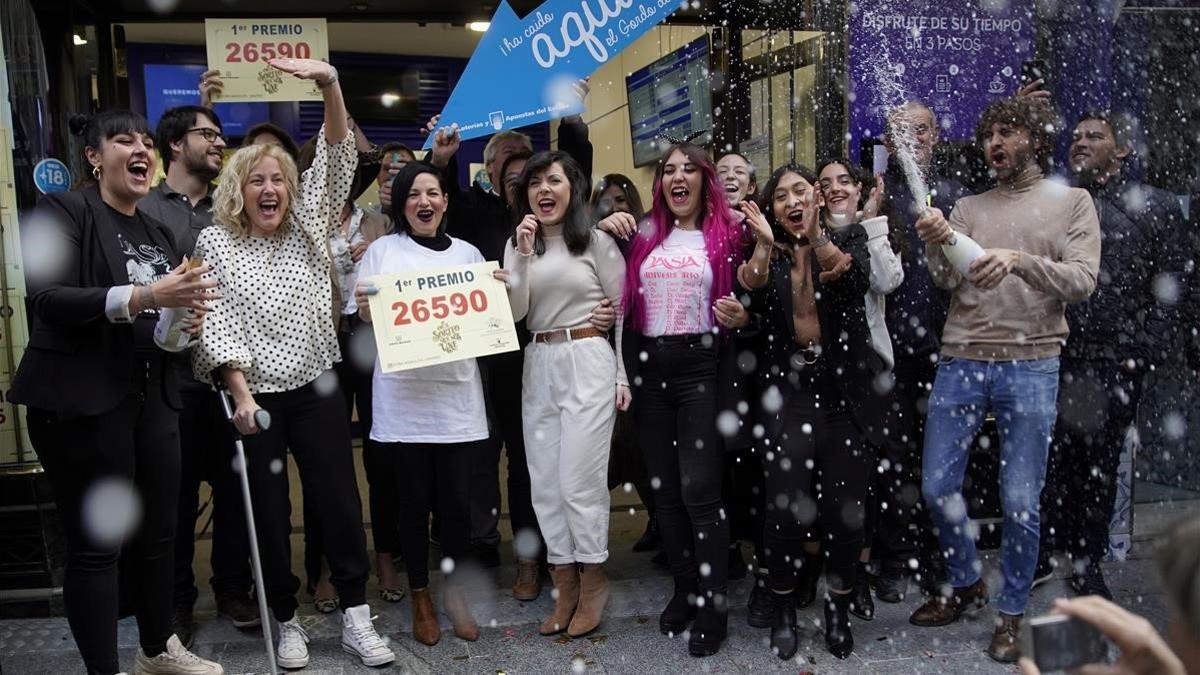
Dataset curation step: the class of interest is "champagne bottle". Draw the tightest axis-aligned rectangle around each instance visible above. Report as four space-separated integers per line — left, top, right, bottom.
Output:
941 231 986 277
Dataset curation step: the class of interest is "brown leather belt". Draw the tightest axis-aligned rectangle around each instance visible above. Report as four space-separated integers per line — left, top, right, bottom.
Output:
533 326 606 343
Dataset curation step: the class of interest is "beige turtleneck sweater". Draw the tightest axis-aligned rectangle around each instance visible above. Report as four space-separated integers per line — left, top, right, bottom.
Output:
926 165 1101 361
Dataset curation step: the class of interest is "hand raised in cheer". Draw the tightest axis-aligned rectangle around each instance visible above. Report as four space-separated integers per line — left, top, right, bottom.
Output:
267 58 337 87
199 68 224 107
862 174 886 220
738 199 773 246
516 214 539 256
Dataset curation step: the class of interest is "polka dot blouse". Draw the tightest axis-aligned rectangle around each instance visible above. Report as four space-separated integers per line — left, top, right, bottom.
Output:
191 126 356 394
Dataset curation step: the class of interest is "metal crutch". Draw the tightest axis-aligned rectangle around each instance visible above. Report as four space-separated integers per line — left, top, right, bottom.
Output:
215 381 278 675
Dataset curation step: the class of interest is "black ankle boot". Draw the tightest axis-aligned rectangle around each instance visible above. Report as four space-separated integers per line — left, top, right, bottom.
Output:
850 562 875 621
768 592 798 660
746 576 773 628
796 553 823 608
633 517 661 552
660 578 698 636
824 592 854 659
687 591 727 657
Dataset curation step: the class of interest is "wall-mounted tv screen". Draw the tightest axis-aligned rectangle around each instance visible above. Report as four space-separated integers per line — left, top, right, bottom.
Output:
626 36 713 168
339 66 420 123
143 64 269 137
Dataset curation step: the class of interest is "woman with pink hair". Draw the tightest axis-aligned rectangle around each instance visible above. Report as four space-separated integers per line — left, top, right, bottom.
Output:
618 142 750 658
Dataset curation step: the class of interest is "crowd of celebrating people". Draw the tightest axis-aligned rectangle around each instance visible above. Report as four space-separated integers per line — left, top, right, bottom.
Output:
15 55 1200 674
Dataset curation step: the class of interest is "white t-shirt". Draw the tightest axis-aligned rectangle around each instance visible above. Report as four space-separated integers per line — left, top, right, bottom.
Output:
638 228 714 337
357 232 490 444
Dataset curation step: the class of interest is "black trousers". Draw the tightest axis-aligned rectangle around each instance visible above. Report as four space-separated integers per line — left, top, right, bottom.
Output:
29 358 179 675
1041 359 1139 568
302 323 398 585
872 353 946 586
636 335 729 595
242 379 369 621
173 385 251 609
762 361 874 593
385 440 483 588
724 444 765 563
472 350 541 556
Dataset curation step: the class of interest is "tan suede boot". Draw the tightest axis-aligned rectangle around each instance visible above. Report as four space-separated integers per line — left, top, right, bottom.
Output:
539 564 580 635
512 559 541 601
567 563 610 638
410 588 440 646
444 585 480 641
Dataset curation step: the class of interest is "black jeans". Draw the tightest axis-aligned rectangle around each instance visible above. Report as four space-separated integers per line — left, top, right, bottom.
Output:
29 357 179 675
724 444 765 564
872 353 945 586
1041 359 1140 568
386 440 483 588
636 334 729 595
305 323 392 589
174 384 251 610
472 351 541 556
762 360 874 593
242 379 369 621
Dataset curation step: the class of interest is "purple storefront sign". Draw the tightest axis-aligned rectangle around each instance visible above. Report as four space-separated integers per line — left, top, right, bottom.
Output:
848 0 1036 159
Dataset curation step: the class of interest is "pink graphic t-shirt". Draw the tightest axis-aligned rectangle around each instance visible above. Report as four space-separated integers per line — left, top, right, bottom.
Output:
638 228 713 337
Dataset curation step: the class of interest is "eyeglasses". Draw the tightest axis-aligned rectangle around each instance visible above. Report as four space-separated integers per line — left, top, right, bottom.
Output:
187 127 226 143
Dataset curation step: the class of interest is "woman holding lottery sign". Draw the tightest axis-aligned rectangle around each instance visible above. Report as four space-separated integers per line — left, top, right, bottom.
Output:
354 162 495 646
191 57 393 670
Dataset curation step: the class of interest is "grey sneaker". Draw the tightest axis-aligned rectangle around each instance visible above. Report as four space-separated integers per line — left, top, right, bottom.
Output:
133 634 223 674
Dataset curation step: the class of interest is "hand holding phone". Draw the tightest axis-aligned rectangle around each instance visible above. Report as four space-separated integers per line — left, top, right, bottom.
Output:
1020 612 1109 672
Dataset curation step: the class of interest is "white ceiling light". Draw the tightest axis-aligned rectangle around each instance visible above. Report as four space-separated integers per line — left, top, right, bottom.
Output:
381 93 400 107
468 22 490 32
73 34 88 45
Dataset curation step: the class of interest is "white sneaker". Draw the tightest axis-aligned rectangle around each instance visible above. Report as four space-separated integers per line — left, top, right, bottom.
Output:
341 603 395 667
276 615 310 669
133 634 224 674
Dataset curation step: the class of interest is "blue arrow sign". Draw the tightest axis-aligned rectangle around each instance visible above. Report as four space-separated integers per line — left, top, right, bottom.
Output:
425 0 687 149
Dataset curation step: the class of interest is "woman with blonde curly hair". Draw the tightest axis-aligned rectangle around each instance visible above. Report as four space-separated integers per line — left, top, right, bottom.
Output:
191 57 394 670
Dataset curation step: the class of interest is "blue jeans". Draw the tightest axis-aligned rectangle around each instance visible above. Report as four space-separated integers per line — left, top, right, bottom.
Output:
922 356 1060 616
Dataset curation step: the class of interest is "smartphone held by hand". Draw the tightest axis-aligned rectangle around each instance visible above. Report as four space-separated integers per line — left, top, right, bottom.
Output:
1019 613 1109 672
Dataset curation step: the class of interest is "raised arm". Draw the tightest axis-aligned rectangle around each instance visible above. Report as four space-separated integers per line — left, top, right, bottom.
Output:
861 215 904 294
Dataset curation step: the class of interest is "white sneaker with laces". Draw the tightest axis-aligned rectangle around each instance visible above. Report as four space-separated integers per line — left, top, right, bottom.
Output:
341 603 395 666
133 634 223 674
276 615 310 669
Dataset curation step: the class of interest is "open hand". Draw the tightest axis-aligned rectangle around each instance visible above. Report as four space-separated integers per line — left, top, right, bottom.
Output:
863 174 886 220
267 58 337 86
151 261 219 311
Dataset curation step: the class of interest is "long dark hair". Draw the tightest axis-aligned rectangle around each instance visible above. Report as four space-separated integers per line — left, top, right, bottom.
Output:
389 163 450 236
513 151 593 256
590 173 645 220
759 163 819 251
816 157 904 256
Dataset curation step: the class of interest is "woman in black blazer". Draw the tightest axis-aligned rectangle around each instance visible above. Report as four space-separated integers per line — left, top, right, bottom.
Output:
10 110 219 675
740 164 888 661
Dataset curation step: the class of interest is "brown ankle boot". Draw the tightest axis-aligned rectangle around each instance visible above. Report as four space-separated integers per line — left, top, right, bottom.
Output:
909 578 989 627
410 588 440 645
567 563 610 638
444 586 480 641
539 564 580 635
512 559 541 601
987 613 1022 663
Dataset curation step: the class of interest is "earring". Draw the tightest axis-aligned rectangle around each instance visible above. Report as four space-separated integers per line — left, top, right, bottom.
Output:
92 165 101 180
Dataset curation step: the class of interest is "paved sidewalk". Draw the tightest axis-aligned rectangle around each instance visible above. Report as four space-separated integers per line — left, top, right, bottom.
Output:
0 546 1177 674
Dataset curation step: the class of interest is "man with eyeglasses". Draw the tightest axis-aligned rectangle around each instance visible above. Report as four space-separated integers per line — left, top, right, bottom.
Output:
140 105 261 647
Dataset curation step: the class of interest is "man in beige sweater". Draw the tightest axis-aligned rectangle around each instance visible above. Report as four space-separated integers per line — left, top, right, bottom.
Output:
903 97 1101 663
